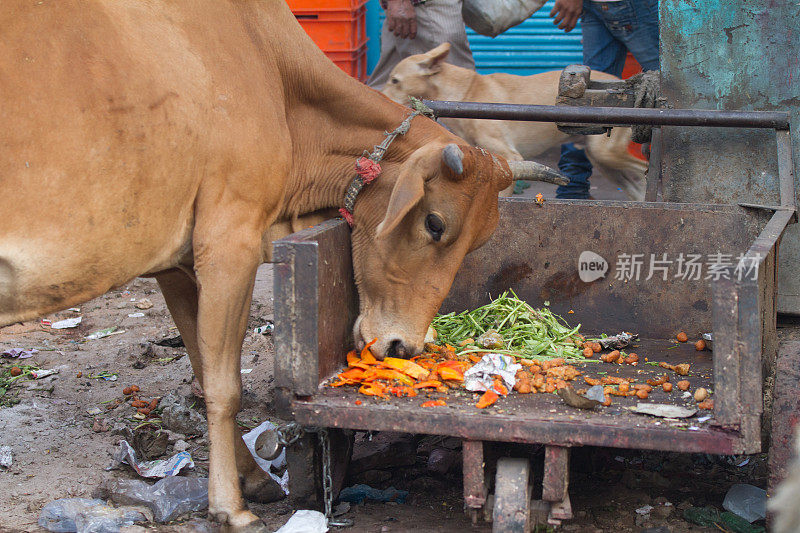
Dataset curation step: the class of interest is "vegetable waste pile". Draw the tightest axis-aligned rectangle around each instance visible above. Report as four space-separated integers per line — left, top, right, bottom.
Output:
326 292 712 413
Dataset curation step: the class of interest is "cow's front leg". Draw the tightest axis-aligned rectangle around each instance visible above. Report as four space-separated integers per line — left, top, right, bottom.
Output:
157 269 282 505
193 237 268 531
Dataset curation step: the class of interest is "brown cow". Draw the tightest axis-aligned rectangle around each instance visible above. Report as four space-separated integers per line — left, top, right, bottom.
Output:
0 1 559 529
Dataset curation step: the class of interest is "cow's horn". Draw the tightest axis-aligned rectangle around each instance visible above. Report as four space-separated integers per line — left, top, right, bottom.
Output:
442 144 464 175
508 160 569 186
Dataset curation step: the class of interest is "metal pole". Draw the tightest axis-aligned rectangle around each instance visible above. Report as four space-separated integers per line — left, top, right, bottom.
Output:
422 100 791 130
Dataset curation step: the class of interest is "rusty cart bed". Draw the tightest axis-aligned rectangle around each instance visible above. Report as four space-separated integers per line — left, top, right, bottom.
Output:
272 105 797 530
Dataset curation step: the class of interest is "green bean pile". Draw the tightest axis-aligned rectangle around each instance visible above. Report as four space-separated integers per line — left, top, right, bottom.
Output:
431 290 595 362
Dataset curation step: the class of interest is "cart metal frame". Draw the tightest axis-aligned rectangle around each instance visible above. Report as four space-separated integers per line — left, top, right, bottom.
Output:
272 103 797 528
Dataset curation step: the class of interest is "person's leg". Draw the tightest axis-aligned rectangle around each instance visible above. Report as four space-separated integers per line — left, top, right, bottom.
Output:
581 0 629 76
556 1 624 199
394 0 475 70
366 20 402 89
604 0 659 71
555 142 593 198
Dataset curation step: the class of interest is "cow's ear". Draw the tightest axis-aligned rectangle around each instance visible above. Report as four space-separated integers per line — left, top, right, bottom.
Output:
375 164 425 239
418 43 450 75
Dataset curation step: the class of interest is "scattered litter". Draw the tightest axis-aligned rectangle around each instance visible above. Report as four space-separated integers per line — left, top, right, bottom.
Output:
0 446 12 468
723 483 767 523
97 476 208 523
127 313 145 318
31 368 59 379
134 298 153 310
736 457 751 467
254 322 274 335
51 317 82 329
632 403 698 418
702 332 713 350
41 319 52 326
68 308 81 313
636 505 654 515
87 371 117 381
86 327 124 340
557 385 600 410
333 502 350 517
275 510 328 533
463 353 520 393
597 332 638 350
585 384 605 403
1 348 37 359
38 498 148 533
108 440 194 478
338 484 408 504
155 335 184 348
159 393 207 436
683 505 764 533
86 407 102 416
242 421 289 494
240 368 253 374
697 416 713 423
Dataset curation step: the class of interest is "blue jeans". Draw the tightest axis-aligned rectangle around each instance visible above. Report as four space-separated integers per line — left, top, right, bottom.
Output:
556 0 660 199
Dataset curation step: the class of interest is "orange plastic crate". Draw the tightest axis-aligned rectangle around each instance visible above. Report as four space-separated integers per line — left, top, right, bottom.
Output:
326 45 368 82
287 0 366 11
295 6 366 50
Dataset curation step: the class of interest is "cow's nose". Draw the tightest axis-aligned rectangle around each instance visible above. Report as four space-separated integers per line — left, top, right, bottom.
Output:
387 338 411 359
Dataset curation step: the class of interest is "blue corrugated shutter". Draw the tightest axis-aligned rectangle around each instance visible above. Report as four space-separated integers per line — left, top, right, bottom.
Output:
369 1 583 76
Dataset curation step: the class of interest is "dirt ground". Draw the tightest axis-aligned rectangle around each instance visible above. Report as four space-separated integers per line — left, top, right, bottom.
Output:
0 175 773 533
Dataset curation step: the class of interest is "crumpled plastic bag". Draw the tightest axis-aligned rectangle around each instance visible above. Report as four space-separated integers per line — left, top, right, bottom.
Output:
463 353 521 393
462 0 547 37
107 440 193 478
275 510 328 533
99 477 208 523
38 498 148 533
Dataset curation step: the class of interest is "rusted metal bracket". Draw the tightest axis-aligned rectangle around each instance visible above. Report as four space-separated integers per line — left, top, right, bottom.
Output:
554 64 665 139
462 439 486 524
542 445 572 524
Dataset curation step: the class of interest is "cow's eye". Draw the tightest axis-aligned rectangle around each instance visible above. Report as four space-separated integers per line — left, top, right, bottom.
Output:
390 77 399 85
425 214 445 241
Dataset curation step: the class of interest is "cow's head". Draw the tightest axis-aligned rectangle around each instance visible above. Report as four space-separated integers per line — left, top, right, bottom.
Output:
382 43 453 104
349 140 560 359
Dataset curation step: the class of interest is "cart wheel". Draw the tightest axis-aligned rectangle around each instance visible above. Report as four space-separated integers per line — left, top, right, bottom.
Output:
493 457 531 533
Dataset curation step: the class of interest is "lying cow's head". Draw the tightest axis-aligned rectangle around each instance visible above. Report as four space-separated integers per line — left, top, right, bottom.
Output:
350 141 510 359
382 43 454 105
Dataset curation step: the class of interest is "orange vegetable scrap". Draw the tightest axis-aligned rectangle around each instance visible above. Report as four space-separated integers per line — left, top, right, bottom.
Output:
421 399 447 407
476 389 499 409
382 357 429 380
346 350 360 366
413 380 443 389
360 339 378 364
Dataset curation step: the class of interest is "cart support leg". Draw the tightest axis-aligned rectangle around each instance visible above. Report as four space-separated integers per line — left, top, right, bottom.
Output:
543 445 572 523
463 440 486 524
768 341 800 493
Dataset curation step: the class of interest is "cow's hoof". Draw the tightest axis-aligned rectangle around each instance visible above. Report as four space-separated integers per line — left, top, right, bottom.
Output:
212 510 269 532
242 473 284 503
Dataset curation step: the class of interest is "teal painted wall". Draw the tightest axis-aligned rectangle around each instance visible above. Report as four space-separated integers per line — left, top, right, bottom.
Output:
660 0 800 312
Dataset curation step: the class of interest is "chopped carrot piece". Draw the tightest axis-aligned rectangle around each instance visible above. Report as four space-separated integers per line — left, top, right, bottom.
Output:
492 378 509 396
338 368 366 380
346 350 359 366
372 369 414 386
476 389 499 409
382 357 429 380
412 380 442 389
421 399 447 407
360 339 378 364
438 366 464 382
468 354 483 364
